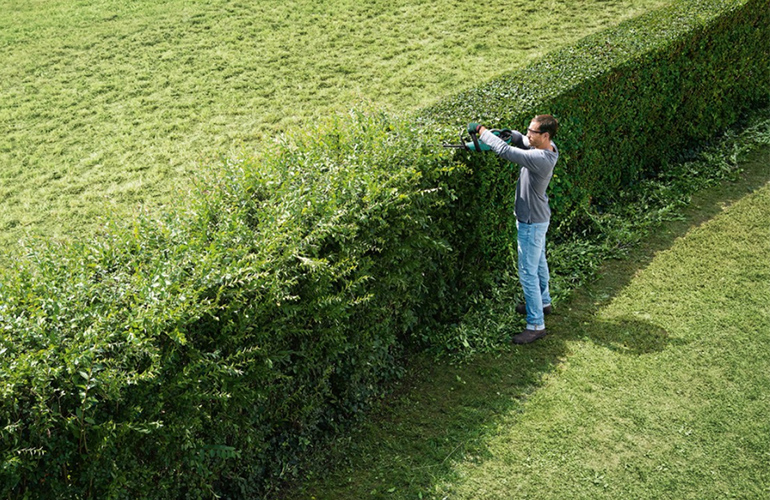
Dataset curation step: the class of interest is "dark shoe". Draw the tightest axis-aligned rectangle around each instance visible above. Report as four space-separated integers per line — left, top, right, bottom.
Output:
515 303 553 315
513 328 547 344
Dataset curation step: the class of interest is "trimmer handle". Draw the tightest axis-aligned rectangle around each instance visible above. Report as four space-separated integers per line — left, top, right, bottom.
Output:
466 129 513 151
443 128 514 151
469 129 482 152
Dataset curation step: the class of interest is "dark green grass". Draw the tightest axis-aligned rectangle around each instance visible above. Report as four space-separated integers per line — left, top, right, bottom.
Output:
0 0 670 254
287 143 770 499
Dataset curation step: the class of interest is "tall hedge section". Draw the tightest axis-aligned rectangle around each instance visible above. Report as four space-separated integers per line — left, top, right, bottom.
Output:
421 0 769 272
0 113 460 498
1 0 767 497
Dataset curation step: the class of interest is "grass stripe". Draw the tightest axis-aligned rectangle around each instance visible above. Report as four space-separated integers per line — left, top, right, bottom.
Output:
444 171 770 498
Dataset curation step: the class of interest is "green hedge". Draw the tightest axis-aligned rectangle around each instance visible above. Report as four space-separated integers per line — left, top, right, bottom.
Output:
421 0 769 271
1 0 767 497
0 112 463 498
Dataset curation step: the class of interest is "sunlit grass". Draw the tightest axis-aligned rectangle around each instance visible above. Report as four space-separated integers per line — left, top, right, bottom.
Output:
437 158 770 499
0 0 670 255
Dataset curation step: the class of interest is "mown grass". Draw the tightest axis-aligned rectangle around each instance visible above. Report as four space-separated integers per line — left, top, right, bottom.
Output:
288 133 770 498
0 0 671 255
435 148 770 500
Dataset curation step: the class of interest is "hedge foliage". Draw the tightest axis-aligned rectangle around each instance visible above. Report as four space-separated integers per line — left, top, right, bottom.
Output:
1 0 767 497
420 0 769 270
0 112 465 498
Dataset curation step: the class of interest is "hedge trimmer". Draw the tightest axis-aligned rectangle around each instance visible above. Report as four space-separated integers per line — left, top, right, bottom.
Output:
442 128 514 152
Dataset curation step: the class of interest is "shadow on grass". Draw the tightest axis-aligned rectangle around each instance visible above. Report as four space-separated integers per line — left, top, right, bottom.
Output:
284 149 769 500
567 315 673 355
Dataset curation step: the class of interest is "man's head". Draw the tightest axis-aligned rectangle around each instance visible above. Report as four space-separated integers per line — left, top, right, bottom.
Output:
526 114 558 149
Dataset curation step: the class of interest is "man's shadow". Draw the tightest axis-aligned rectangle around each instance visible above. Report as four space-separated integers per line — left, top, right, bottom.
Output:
560 314 673 355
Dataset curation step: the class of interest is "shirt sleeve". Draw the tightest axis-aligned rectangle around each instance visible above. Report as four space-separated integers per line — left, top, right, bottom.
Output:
480 129 554 176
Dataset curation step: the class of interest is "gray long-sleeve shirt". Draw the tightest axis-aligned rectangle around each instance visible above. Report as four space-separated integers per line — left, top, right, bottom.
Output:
480 129 558 224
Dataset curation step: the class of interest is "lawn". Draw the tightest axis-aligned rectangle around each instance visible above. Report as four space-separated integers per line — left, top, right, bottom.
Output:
289 141 770 499
439 158 770 499
1 0 670 255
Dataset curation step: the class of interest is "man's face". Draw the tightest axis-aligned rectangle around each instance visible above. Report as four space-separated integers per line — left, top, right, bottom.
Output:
526 120 549 149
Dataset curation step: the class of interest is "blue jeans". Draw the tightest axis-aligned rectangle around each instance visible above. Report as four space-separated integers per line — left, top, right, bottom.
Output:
516 221 551 328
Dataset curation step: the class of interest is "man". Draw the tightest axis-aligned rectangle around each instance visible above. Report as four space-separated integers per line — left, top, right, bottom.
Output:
468 115 559 344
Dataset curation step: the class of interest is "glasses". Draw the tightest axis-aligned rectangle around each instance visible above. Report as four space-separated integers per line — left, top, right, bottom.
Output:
527 128 545 135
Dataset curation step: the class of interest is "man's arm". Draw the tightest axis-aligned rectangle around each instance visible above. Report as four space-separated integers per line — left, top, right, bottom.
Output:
475 124 528 147
480 129 551 174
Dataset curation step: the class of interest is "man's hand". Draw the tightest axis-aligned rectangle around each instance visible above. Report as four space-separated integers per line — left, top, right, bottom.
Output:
468 122 482 135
